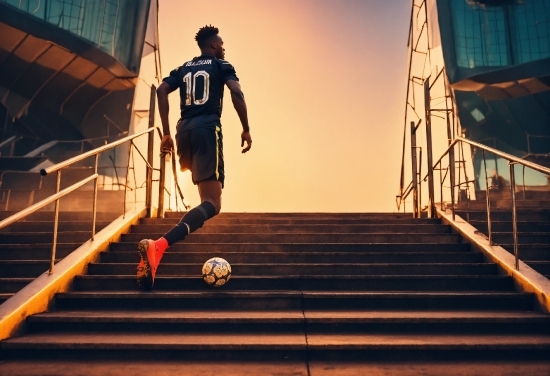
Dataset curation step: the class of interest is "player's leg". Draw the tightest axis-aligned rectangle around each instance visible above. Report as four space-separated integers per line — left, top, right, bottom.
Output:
137 127 224 290
158 127 224 247
137 126 192 290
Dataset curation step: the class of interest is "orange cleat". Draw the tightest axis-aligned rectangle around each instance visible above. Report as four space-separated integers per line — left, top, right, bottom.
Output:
137 239 157 290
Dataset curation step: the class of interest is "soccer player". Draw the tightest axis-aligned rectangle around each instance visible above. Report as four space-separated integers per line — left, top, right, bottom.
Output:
137 25 252 290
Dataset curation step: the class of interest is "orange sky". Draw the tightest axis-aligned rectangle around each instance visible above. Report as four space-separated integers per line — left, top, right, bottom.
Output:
157 0 410 212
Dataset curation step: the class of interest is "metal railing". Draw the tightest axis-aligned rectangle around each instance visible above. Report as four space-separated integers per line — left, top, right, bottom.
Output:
434 136 550 270
0 126 166 274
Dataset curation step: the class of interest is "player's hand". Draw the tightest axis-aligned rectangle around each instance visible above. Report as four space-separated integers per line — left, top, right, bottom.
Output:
241 131 252 153
160 135 174 155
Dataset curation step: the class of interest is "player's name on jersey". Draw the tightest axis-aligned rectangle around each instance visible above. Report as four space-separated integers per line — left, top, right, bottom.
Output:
185 59 213 67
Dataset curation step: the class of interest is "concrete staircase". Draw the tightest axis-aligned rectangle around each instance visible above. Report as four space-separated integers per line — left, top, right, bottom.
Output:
0 211 118 304
1 212 549 374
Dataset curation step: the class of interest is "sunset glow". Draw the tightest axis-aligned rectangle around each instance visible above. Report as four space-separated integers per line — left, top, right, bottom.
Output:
158 0 410 212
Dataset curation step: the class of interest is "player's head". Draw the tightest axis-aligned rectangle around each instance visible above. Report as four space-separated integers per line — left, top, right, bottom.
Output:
195 25 225 59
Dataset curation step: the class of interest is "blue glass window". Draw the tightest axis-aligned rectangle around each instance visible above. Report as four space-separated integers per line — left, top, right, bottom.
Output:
1 0 149 72
449 0 550 68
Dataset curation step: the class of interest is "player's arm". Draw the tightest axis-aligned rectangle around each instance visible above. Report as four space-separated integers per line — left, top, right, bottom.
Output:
157 82 176 153
226 79 252 153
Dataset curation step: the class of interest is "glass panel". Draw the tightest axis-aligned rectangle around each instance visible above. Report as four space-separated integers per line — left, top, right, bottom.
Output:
510 0 550 63
449 0 509 68
448 0 550 69
0 0 149 73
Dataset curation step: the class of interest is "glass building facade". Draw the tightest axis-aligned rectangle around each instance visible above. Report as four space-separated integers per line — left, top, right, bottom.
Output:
0 0 149 74
449 0 550 70
435 0 550 185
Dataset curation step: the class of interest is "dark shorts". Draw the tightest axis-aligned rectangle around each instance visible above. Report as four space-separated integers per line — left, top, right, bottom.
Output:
175 126 225 188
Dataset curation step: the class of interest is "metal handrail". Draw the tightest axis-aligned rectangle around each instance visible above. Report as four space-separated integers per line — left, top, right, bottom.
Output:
434 136 550 176
0 126 165 274
433 136 550 271
0 174 97 272
40 128 156 176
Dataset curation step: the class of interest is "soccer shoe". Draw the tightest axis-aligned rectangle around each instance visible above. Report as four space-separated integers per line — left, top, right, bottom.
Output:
137 239 157 290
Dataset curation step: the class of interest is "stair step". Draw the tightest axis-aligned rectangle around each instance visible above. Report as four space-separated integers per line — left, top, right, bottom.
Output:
130 224 452 234
0 278 34 292
490 233 550 245
109 242 472 253
0 211 119 222
120 233 462 244
3 332 549 352
86 262 498 276
1 221 111 233
469 221 550 232
0 232 91 244
456 211 550 222
0 261 51 277
73 275 514 292
164 212 417 219
100 251 484 264
25 309 550 335
54 291 534 310
141 217 442 225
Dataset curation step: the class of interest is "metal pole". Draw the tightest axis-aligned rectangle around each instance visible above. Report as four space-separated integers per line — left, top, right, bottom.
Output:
424 78 436 217
449 142 456 221
49 170 61 274
157 153 167 218
410 121 419 218
145 85 156 218
482 150 492 245
123 147 129 219
522 165 526 203
509 163 519 270
91 154 99 241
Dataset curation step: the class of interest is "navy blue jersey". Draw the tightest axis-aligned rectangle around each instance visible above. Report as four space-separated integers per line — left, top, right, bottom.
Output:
163 55 238 130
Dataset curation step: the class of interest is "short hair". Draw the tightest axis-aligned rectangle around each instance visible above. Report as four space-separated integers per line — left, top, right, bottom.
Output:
195 25 219 48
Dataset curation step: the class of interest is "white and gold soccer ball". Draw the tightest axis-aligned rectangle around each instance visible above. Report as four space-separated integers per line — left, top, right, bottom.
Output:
202 257 232 287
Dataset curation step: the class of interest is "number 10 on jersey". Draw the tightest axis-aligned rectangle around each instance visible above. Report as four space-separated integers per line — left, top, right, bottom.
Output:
183 70 210 106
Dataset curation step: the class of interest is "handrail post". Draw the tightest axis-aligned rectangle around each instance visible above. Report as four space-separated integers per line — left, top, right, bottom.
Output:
482 150 492 245
50 170 62 274
449 142 456 221
509 162 519 270
410 121 419 218
424 78 436 217
157 152 167 218
145 85 156 218
91 154 99 241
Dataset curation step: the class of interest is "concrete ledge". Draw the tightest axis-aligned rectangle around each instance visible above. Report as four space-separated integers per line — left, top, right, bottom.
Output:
437 207 550 314
0 207 146 340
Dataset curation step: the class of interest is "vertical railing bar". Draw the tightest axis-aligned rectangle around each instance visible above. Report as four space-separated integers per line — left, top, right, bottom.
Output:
123 146 131 219
424 78 436 217
410 121 419 218
509 162 519 270
439 165 443 210
418 149 422 215
522 165 526 203
449 142 456 221
132 144 137 210
157 153 166 218
91 154 99 241
49 170 62 275
482 150 492 245
146 85 156 218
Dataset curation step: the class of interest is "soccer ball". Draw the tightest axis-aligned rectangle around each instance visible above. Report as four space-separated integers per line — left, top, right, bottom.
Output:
202 257 231 287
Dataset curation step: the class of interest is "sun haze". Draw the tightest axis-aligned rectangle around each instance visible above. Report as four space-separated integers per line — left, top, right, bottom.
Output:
158 0 410 212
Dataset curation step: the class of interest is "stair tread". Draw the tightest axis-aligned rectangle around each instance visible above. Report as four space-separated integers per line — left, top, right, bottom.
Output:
5 332 550 348
58 291 530 298
30 310 550 323
76 274 509 280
